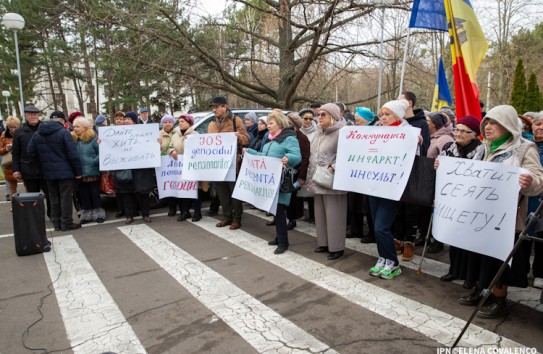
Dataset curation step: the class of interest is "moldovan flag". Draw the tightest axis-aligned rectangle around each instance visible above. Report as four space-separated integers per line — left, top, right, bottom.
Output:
444 0 488 120
431 56 453 111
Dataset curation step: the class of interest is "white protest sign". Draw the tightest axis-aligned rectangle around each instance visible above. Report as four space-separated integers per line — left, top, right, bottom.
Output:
333 125 420 200
432 156 520 262
182 133 237 182
98 124 161 171
155 155 198 199
232 154 282 215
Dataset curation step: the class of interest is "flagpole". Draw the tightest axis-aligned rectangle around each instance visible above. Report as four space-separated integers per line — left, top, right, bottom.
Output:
376 0 393 109
398 28 411 98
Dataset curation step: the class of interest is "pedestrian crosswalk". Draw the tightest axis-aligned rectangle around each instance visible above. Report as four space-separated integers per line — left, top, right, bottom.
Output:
2 211 542 353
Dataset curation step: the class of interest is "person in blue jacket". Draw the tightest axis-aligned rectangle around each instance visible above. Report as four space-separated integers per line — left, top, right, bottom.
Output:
244 110 301 254
28 111 82 231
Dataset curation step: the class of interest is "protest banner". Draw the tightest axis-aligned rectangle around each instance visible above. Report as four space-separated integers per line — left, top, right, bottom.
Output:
333 125 420 200
98 124 161 171
182 133 237 182
155 155 198 199
232 154 282 214
432 156 520 262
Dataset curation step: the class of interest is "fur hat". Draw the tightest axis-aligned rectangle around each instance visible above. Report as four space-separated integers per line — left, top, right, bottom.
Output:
125 111 138 123
209 96 227 106
68 111 83 123
179 113 194 126
456 115 481 136
286 112 303 129
382 99 409 120
320 103 341 121
161 114 175 124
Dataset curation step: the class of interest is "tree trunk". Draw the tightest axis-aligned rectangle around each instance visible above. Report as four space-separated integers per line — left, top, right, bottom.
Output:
80 30 97 117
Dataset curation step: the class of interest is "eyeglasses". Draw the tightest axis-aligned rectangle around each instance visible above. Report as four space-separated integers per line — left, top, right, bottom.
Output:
318 113 328 117
453 128 474 135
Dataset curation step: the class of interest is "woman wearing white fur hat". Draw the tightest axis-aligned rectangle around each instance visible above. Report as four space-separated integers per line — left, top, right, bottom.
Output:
368 99 412 280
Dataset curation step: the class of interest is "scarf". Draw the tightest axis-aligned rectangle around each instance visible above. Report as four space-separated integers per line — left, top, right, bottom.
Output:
268 129 282 140
490 132 512 153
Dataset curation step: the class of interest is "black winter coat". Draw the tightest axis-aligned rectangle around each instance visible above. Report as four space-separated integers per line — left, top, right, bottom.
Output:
11 122 44 180
27 121 82 180
405 109 430 157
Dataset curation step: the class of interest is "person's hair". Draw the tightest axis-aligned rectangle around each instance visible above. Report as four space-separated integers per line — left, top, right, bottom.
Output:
267 111 289 129
73 117 90 129
401 91 417 107
87 117 95 127
6 116 21 129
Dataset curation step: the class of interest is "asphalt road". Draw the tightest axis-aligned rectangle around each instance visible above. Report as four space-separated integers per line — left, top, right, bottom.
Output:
0 197 542 354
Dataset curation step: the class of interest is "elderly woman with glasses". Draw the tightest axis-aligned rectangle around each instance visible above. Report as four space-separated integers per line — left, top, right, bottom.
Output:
306 103 347 260
434 116 483 285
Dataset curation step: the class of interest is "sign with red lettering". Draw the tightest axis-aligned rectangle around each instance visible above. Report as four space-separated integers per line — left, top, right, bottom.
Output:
232 154 282 214
182 133 237 181
155 155 198 199
333 125 420 200
433 156 520 262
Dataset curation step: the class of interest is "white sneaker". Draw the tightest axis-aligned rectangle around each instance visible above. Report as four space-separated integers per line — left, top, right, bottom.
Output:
369 257 386 277
534 277 543 289
380 259 401 280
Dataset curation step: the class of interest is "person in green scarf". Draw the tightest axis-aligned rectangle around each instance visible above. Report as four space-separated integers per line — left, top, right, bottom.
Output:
459 105 543 319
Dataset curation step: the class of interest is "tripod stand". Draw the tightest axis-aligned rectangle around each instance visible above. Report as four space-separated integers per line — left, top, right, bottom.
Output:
453 196 543 348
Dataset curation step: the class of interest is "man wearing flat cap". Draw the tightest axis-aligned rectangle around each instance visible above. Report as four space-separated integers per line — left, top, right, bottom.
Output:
207 96 250 230
28 111 82 231
138 107 152 124
11 105 52 217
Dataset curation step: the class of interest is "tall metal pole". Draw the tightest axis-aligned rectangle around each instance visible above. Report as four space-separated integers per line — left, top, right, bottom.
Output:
377 5 386 110
13 30 24 121
5 96 9 116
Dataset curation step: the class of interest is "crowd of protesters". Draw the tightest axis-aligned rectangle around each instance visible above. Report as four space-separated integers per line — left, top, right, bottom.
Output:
2 92 543 320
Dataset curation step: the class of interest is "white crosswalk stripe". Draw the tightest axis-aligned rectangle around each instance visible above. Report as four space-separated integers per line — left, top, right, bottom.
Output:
43 235 146 354
187 217 528 350
118 224 337 354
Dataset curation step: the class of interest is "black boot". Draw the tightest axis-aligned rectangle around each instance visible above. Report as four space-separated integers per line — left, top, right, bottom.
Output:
274 244 288 254
458 288 483 306
192 212 202 222
476 296 509 319
287 220 296 230
427 241 444 254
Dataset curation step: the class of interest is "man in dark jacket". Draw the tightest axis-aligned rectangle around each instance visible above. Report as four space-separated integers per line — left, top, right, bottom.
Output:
11 105 51 217
401 91 430 157
28 111 82 231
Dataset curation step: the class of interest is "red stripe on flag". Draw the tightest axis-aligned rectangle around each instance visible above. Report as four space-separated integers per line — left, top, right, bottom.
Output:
452 56 482 120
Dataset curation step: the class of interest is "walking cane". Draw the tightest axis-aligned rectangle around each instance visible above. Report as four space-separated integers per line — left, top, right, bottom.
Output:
416 209 433 276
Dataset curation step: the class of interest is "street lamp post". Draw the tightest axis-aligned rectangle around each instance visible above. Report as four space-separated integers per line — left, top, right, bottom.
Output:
2 13 25 120
2 91 11 116
375 0 393 110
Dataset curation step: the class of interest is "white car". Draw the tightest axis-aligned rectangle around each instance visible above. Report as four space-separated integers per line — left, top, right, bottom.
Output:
192 109 290 134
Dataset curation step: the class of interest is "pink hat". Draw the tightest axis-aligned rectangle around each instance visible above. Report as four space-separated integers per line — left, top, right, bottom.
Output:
179 113 194 126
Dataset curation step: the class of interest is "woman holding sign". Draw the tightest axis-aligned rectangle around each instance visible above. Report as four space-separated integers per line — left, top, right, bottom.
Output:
456 105 543 319
244 111 301 254
367 99 411 279
306 103 348 260
159 114 182 217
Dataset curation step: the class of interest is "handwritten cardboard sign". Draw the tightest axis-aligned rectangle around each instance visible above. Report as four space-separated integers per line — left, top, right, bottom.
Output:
182 133 237 182
98 124 161 171
432 156 520 262
333 125 420 200
232 154 282 214
155 155 198 199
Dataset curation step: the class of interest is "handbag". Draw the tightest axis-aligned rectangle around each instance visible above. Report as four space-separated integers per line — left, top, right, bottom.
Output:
100 172 115 195
312 165 334 189
400 156 435 206
1 151 12 167
280 168 295 193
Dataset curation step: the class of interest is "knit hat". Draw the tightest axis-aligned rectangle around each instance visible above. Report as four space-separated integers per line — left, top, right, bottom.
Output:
382 99 409 120
245 112 258 124
427 112 448 130
50 111 66 121
456 116 481 136
125 111 138 123
68 111 83 123
440 107 456 124
286 112 303 129
320 103 341 121
161 114 175 124
95 115 107 126
258 116 267 125
355 107 375 121
179 113 194 126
